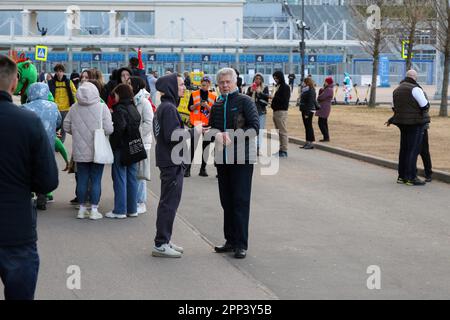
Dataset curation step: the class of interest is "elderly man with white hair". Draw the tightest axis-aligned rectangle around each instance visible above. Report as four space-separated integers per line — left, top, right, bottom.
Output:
389 69 430 186
208 67 259 259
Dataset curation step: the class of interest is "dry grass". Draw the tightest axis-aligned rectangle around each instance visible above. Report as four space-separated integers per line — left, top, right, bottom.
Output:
266 105 450 173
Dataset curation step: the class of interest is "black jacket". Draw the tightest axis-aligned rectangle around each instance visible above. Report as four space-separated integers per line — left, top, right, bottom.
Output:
246 86 269 115
153 73 187 168
131 67 151 92
209 90 259 164
299 86 317 113
110 99 142 151
271 83 291 111
0 91 59 246
392 77 430 126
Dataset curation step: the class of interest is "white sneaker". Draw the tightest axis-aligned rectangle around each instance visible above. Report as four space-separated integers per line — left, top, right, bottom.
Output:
137 203 147 214
77 207 90 219
127 212 139 218
89 208 103 220
169 242 184 253
105 211 127 219
152 243 182 258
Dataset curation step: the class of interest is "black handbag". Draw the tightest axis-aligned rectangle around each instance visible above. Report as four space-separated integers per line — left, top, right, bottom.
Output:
120 109 147 166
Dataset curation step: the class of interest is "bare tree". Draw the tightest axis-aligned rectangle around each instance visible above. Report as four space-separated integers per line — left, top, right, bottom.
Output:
433 0 450 117
400 0 433 70
350 0 392 108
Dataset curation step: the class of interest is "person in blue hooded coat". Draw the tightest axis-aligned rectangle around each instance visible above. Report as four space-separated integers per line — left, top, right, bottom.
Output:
23 82 61 210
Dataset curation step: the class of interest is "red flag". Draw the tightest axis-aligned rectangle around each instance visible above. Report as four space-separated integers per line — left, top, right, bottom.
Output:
138 48 144 70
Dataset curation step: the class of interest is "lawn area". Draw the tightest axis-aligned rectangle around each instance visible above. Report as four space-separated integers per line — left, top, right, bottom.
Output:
266 105 450 173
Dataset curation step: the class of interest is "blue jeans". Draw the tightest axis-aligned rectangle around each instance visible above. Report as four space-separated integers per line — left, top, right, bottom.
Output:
137 180 147 204
0 242 39 300
398 124 425 180
76 162 104 205
112 150 138 215
258 113 266 149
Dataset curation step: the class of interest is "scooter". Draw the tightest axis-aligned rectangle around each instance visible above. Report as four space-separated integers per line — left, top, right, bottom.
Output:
332 83 340 105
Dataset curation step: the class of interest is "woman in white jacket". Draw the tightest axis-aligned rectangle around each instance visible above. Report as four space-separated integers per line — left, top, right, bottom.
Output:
63 82 113 220
130 77 154 215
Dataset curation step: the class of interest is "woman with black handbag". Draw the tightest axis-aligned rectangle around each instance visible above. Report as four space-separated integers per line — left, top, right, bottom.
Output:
106 84 147 219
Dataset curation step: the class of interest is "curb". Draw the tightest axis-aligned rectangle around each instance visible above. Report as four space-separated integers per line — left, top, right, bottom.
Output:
267 132 450 184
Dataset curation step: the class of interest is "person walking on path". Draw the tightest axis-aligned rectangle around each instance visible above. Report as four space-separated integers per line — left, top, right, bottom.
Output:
299 77 317 150
130 76 154 215
0 55 58 300
246 73 269 156
389 69 430 186
22 82 61 211
152 73 189 258
48 64 77 143
63 82 113 220
270 70 291 158
316 77 334 142
209 68 259 259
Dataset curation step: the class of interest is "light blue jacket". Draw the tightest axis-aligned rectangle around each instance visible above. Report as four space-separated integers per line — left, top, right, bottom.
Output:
23 83 61 146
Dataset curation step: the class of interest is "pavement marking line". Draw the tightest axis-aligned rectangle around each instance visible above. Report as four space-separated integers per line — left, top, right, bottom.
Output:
147 188 280 300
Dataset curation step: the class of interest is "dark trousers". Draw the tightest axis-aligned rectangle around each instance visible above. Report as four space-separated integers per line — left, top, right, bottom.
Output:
216 164 254 250
0 242 39 300
318 117 329 141
398 124 425 181
155 165 184 247
301 111 315 142
187 137 210 172
420 129 432 178
59 111 68 143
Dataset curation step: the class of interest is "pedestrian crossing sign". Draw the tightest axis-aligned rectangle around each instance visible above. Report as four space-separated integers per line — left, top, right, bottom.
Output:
35 45 48 61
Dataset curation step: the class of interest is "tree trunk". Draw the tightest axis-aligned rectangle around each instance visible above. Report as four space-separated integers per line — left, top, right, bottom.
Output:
406 22 416 71
369 29 381 108
439 27 450 117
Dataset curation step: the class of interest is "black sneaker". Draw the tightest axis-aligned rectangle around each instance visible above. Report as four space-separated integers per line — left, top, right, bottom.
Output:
70 197 78 205
184 170 191 178
405 178 426 186
397 177 406 184
425 176 432 183
46 195 55 203
37 203 47 211
199 168 208 177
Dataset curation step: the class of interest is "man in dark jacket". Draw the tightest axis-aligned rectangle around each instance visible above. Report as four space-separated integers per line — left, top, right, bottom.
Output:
209 68 259 259
271 71 291 157
390 70 430 186
129 57 150 92
0 55 59 300
152 73 191 258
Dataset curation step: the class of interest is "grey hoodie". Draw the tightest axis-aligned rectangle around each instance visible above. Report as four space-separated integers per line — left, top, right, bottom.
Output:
63 82 113 162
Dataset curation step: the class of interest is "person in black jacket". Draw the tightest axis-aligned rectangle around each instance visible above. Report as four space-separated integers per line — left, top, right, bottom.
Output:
246 73 269 155
152 73 193 258
106 84 142 219
270 71 291 157
0 55 59 300
129 57 150 92
209 68 259 259
299 77 317 149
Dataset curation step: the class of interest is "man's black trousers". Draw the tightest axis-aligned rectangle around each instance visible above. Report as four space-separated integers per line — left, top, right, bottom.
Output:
155 165 184 247
216 164 254 250
398 124 425 181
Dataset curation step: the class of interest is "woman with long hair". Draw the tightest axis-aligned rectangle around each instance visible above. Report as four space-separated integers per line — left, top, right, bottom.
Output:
299 77 317 149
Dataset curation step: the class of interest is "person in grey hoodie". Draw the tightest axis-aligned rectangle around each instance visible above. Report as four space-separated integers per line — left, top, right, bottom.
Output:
23 82 62 210
152 73 194 258
63 82 113 220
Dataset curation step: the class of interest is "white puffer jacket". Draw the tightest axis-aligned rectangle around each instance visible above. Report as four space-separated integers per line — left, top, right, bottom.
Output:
63 82 113 162
133 88 154 149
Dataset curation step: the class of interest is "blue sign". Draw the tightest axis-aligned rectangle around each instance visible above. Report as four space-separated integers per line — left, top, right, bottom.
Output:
148 54 156 62
92 53 102 62
308 55 317 63
378 56 390 87
202 54 211 62
256 55 264 63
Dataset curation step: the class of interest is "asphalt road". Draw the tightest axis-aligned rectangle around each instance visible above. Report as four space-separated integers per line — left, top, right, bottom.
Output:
2 137 450 299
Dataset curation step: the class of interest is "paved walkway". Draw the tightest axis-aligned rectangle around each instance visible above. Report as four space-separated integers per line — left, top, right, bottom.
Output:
2 137 450 299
